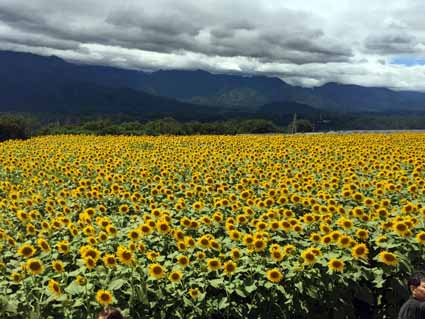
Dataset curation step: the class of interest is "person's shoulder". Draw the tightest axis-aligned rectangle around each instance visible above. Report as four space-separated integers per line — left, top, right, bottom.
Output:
418 299 425 309
399 298 420 319
404 297 425 311
402 297 419 306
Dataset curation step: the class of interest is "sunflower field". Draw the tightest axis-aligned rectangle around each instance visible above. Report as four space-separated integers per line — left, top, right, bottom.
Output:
0 133 425 319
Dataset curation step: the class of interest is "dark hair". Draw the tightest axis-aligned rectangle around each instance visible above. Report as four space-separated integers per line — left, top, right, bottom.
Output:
408 272 425 288
96 308 125 319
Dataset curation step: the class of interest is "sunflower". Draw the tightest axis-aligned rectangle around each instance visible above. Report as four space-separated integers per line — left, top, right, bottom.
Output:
128 241 137 252
337 235 352 248
75 275 87 286
118 204 130 214
197 235 210 249
321 235 332 245
81 246 101 261
378 251 398 266
138 242 146 252
84 257 97 270
351 243 369 260
283 244 296 255
18 244 36 258
330 231 341 242
293 224 303 232
309 233 321 242
173 229 185 241
69 226 79 237
352 192 363 201
223 261 237 276
256 221 268 231
176 241 187 251
319 223 331 234
98 231 108 242
146 251 160 261
177 255 190 268
271 249 284 262
209 239 220 250
236 214 248 224
416 231 425 244
26 258 44 275
156 220 171 234
148 263 165 279
96 289 113 306
190 220 200 229
393 222 409 236
266 268 283 283
57 240 70 255
310 247 322 257
341 219 354 229
139 224 153 236
229 230 241 241
103 254 117 268
180 217 191 227
86 236 97 245
48 279 61 296
52 260 65 273
106 225 118 236
11 271 22 283
243 234 254 246
230 248 241 260
301 250 316 265
168 270 183 283
253 238 267 252
356 229 369 241
192 201 204 210
189 288 200 299
375 235 388 245
117 246 133 266
207 258 221 271
328 258 345 272
26 224 36 235
7 237 16 247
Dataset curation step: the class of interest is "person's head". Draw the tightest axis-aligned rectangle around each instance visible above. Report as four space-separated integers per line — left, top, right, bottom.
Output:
408 272 425 301
96 307 125 319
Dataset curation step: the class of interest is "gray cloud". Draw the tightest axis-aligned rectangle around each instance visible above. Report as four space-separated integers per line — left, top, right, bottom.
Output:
0 0 425 91
365 32 419 54
0 0 353 65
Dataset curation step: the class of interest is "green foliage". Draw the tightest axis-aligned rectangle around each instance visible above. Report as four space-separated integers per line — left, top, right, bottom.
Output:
0 113 39 141
38 118 281 136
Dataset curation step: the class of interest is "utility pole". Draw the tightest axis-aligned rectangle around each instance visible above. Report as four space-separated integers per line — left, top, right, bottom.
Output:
292 113 297 134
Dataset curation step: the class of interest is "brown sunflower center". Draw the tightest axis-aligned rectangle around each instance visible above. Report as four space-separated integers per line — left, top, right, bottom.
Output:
29 262 41 271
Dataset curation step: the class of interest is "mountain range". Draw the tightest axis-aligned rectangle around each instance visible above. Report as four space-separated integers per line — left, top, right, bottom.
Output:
1 50 425 119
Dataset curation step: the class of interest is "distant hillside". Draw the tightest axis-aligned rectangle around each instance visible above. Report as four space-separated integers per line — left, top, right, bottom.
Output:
0 51 225 121
1 50 425 114
310 82 425 112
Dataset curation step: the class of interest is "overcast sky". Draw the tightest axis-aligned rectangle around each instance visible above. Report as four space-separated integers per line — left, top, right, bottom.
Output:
1 0 425 91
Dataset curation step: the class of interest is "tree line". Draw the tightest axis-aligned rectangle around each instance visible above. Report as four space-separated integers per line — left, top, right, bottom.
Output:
1 114 315 141
4 111 425 142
